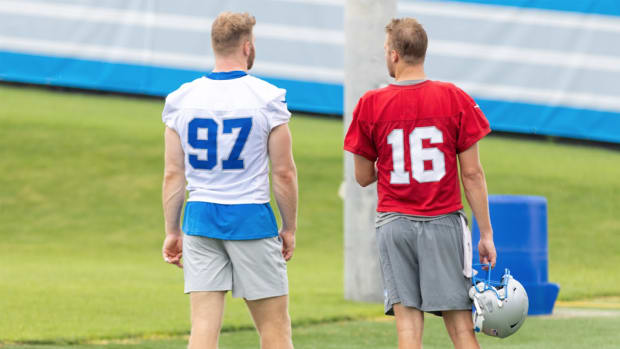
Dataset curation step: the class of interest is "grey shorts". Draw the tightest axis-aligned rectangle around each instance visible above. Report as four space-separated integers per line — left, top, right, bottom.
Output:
376 214 472 316
183 234 288 300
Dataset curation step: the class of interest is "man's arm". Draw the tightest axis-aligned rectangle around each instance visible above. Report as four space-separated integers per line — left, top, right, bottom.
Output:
353 154 377 187
162 127 186 268
268 124 298 261
458 143 497 269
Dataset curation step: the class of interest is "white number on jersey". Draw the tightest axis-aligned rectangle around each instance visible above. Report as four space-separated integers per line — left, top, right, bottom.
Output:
387 129 410 184
188 117 252 170
387 126 446 184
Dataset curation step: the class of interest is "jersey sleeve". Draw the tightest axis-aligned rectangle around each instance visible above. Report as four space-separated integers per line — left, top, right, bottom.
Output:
161 96 179 131
343 97 377 161
455 89 491 153
266 90 292 129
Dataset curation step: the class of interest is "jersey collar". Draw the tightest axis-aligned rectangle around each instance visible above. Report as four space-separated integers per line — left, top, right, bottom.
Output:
206 70 248 80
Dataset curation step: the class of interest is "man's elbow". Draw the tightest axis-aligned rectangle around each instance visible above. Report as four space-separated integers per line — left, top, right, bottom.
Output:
163 169 184 183
461 167 485 186
357 179 372 187
272 167 297 184
355 173 375 187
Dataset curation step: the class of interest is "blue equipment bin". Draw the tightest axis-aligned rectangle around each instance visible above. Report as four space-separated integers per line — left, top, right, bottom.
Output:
472 195 560 315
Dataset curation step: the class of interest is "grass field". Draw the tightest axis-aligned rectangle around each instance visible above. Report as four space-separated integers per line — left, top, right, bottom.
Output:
4 313 620 349
1 84 620 347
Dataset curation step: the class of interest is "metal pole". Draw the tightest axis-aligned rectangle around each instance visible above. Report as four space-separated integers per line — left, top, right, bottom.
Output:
344 0 396 302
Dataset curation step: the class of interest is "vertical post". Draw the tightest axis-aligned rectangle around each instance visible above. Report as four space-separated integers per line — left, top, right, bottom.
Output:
344 0 396 302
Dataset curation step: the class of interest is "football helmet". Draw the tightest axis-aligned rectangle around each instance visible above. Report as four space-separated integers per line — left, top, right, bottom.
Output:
468 264 529 338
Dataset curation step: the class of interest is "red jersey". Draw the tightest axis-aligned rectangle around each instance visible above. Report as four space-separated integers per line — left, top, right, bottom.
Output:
344 80 491 216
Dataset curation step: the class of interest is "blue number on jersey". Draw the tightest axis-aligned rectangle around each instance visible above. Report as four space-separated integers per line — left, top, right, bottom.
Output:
188 118 218 170
222 117 252 170
187 117 253 170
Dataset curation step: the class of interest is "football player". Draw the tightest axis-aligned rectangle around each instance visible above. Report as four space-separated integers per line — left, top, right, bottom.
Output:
344 18 497 349
161 12 297 349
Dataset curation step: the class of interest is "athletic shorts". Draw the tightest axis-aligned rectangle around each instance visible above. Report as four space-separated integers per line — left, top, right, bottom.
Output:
376 214 472 316
183 234 288 300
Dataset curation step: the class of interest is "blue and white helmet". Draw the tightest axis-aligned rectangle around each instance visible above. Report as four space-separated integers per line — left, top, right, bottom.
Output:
469 265 529 338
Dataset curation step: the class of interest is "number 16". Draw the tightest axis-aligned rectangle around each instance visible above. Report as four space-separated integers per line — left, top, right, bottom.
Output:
387 126 446 184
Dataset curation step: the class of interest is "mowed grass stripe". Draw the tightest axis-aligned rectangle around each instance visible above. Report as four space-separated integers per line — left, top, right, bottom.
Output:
3 315 620 348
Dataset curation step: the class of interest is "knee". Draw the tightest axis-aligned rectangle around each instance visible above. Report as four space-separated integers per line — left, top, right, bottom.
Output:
396 326 423 341
445 321 478 347
191 317 223 334
257 317 292 349
257 312 292 336
450 325 475 339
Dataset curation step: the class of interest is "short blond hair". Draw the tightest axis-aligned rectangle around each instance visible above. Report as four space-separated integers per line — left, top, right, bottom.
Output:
211 12 256 55
385 18 428 64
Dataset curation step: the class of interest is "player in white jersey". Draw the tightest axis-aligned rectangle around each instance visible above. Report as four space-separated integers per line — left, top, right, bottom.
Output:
161 12 298 349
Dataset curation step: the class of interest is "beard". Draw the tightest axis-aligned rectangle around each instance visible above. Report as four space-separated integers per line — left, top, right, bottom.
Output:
246 43 255 70
386 58 395 78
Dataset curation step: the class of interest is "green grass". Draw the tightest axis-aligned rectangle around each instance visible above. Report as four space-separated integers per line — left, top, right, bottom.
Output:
480 135 620 299
0 85 376 343
1 84 619 345
4 314 620 349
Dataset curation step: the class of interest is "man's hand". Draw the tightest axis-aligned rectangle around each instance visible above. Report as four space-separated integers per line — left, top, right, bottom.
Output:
162 127 185 270
478 238 497 270
269 124 298 262
279 229 295 261
163 233 183 268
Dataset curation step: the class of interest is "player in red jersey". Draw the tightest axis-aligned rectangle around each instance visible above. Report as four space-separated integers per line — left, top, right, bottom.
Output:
344 18 497 349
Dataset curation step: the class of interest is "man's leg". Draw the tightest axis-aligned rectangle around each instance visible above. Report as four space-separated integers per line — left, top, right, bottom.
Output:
188 291 227 349
245 295 293 349
393 303 424 349
443 310 480 349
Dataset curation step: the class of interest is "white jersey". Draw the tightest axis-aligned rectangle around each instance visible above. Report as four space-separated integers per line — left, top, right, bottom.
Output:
162 71 291 204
